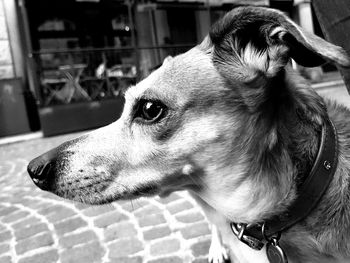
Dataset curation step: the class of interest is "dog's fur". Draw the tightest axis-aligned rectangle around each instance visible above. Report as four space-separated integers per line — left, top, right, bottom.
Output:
28 6 350 263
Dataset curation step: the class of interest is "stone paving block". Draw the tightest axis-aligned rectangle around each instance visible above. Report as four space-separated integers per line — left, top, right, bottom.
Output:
0 255 11 263
38 205 64 216
0 231 11 243
138 214 166 228
133 205 162 218
15 223 49 241
175 211 204 224
11 216 41 229
104 221 137 241
147 256 182 263
4 196 27 205
166 201 193 215
0 207 17 217
190 240 210 257
191 258 208 263
15 232 54 255
143 225 171 240
46 206 76 223
60 241 104 263
119 199 150 212
150 238 181 256
45 193 65 201
180 222 210 240
0 224 6 233
74 203 91 211
2 210 30 224
82 205 115 217
0 243 9 254
54 217 88 236
59 230 98 248
12 198 35 207
156 193 182 205
18 249 59 263
108 237 143 258
108 256 143 263
94 211 128 228
23 200 51 210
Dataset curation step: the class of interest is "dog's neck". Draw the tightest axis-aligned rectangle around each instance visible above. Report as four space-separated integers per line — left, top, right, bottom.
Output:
231 68 326 220
223 68 350 260
231 114 338 251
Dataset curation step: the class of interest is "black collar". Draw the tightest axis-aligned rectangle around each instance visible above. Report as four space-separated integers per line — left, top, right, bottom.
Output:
230 116 339 250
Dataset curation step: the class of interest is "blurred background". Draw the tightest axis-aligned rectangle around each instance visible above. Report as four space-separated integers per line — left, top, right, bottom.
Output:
0 0 349 263
0 0 349 139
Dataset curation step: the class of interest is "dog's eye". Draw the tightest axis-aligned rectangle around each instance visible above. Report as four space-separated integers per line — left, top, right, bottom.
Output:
135 99 167 123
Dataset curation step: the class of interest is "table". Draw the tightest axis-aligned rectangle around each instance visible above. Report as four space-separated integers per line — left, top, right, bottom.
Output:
58 64 91 103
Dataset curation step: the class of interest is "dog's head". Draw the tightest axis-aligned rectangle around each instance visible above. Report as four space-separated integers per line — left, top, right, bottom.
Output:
28 6 350 222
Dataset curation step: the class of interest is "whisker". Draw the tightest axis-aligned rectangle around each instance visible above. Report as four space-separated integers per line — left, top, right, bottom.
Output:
186 172 210 192
130 200 135 212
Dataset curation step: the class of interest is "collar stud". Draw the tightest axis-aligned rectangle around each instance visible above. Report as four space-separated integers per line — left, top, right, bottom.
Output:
323 160 332 170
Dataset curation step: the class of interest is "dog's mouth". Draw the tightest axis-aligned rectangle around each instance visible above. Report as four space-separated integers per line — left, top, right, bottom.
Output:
50 176 162 205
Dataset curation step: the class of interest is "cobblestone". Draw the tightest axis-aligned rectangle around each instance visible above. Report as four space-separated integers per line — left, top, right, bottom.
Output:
1 211 29 224
59 230 98 248
108 237 143 258
143 225 171 240
17 249 59 263
150 238 181 256
45 206 76 223
0 243 9 254
108 256 143 263
167 201 193 215
175 211 204 224
15 232 54 255
14 223 49 241
0 256 11 263
11 216 41 229
104 221 137 241
54 217 88 236
0 231 11 243
148 256 183 263
94 211 129 228
60 241 104 263
138 214 166 228
133 205 162 217
191 258 209 263
190 240 211 257
0 132 213 262
82 205 115 217
180 222 211 240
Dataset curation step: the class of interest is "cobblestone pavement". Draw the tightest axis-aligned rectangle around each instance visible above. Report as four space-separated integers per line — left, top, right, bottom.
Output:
0 133 212 263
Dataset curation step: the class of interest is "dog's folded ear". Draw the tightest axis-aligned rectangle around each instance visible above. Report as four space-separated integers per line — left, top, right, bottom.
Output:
209 6 350 81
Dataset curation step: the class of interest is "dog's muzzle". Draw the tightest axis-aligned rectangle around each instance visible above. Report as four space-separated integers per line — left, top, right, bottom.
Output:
27 136 84 191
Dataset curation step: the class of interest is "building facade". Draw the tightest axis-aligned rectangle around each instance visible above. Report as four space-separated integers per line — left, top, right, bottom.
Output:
0 0 328 137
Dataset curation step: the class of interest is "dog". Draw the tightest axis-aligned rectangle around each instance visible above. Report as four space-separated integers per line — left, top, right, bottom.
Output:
28 6 350 263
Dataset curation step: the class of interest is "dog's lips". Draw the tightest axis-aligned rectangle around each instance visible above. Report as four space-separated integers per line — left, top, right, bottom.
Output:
50 178 163 204
129 183 160 197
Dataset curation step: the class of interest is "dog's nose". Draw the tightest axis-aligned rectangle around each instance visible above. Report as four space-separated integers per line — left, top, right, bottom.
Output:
27 147 59 191
27 158 53 190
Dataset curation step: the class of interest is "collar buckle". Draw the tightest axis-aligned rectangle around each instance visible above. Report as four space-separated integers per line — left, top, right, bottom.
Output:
230 222 265 250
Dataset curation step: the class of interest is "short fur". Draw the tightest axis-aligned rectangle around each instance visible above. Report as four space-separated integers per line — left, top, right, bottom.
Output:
28 6 350 263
